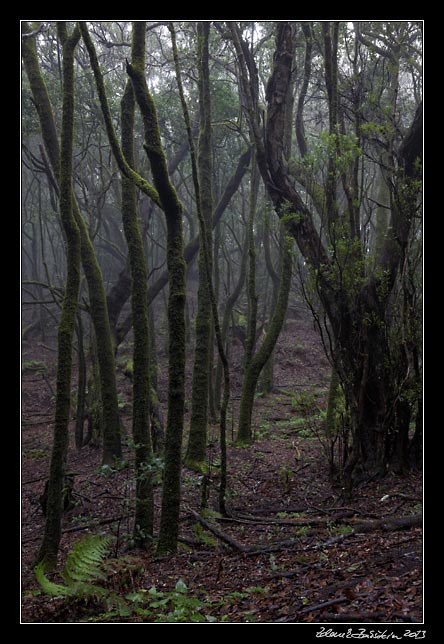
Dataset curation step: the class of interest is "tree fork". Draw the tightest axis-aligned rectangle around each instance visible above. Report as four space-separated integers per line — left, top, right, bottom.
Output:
237 231 293 444
125 22 186 554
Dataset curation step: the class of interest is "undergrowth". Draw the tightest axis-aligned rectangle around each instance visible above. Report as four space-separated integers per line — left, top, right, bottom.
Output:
33 533 268 623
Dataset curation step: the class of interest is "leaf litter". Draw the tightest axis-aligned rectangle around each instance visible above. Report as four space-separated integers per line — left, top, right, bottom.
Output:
21 318 422 623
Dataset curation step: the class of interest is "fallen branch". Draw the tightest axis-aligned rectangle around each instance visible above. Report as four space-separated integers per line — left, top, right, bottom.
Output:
221 509 355 527
22 514 132 543
233 505 307 515
243 513 422 556
188 509 247 552
350 513 422 533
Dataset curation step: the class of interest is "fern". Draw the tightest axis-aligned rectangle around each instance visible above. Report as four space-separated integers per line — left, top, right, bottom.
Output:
35 533 112 598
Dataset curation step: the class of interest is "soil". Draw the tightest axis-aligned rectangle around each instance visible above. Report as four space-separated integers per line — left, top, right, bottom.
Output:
21 315 423 624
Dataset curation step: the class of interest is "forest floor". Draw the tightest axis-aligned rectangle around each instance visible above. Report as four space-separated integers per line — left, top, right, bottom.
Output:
21 316 423 624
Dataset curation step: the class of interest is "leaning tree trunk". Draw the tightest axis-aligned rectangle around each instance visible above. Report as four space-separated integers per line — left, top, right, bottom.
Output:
36 24 81 569
230 22 422 487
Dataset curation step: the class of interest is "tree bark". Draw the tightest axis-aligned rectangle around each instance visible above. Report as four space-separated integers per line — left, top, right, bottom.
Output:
125 22 186 555
237 232 293 444
22 23 122 466
186 22 214 469
120 68 154 545
36 24 81 569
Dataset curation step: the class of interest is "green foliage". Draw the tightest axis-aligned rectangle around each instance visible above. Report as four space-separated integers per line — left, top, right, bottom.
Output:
22 359 47 374
293 131 362 176
329 523 354 536
35 530 271 621
35 534 112 598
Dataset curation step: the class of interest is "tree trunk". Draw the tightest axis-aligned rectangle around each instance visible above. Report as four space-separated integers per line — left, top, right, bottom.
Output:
231 22 422 486
22 22 122 466
186 22 214 469
120 70 154 546
237 232 293 444
36 24 81 569
125 22 186 554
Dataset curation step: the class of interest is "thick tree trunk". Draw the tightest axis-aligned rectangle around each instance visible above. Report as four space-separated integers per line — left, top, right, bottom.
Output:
232 22 422 487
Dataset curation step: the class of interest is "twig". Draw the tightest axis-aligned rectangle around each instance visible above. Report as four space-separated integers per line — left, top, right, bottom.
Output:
233 505 307 515
299 595 350 615
219 509 355 527
321 611 387 622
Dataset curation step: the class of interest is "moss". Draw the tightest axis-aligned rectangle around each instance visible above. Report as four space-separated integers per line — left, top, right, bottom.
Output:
23 21 122 467
35 25 81 570
120 76 154 543
237 233 293 443
122 23 186 554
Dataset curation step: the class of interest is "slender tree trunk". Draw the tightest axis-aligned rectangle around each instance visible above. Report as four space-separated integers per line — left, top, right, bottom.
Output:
124 22 186 554
237 232 293 444
244 154 259 372
74 312 87 449
260 209 282 394
215 234 248 409
36 24 81 569
114 147 251 347
186 22 214 469
120 68 154 545
169 21 231 514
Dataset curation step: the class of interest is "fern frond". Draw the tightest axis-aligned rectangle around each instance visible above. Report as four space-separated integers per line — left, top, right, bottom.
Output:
34 562 72 597
34 533 112 598
62 534 112 586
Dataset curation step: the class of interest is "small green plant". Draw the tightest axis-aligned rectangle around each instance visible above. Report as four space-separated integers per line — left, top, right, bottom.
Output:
329 524 354 536
124 579 217 623
295 526 309 537
22 359 47 374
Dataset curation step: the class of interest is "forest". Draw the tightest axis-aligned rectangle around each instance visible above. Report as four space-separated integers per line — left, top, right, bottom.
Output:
21 21 423 625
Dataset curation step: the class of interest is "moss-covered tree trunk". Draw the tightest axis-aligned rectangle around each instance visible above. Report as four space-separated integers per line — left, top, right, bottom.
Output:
244 155 260 373
114 147 251 348
260 210 282 394
22 23 122 466
186 22 214 470
215 234 248 409
120 70 154 545
237 232 293 444
36 24 81 569
169 21 231 513
125 22 186 554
